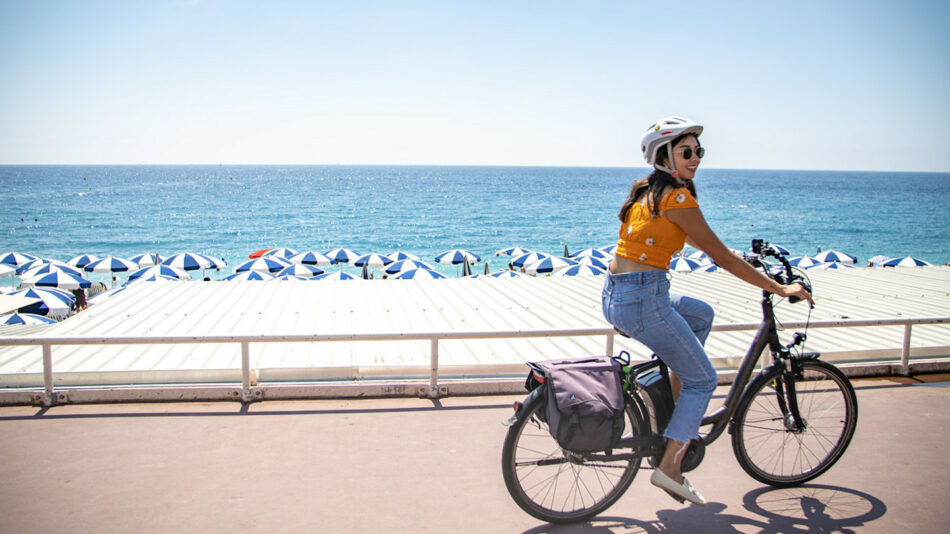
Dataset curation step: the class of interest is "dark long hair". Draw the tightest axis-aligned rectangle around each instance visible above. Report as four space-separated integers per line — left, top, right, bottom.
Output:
618 134 699 222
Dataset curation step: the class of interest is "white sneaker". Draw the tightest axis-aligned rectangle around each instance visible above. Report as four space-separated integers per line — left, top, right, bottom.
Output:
650 469 707 506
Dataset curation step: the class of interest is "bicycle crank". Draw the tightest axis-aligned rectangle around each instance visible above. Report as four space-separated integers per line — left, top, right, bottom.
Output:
680 439 706 473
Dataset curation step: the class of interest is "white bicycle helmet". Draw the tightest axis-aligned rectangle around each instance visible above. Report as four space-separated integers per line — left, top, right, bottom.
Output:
640 116 703 178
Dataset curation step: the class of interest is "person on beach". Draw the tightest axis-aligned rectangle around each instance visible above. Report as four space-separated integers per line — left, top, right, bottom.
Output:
71 288 87 312
601 116 812 505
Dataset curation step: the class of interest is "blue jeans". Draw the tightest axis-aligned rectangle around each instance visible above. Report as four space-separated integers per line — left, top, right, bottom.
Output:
602 270 717 443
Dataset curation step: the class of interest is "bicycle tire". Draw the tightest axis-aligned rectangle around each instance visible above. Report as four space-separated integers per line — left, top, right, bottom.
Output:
731 359 858 487
501 389 645 523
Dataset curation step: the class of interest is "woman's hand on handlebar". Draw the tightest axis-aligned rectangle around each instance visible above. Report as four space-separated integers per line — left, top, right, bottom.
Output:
777 283 813 305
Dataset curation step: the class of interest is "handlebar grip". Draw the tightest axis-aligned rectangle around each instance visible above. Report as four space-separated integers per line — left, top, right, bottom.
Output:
786 277 812 304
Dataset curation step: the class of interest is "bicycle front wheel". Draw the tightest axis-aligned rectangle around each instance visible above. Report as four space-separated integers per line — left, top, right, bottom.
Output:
732 359 858 487
501 390 645 523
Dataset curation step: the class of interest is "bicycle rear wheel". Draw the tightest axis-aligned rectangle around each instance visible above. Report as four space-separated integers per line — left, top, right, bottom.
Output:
501 389 645 523
732 359 858 487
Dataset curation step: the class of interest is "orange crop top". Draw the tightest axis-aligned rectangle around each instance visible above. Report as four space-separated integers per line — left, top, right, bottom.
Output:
615 187 698 269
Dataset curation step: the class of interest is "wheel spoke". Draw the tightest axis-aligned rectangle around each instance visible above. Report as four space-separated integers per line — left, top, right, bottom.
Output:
502 394 644 522
732 361 856 486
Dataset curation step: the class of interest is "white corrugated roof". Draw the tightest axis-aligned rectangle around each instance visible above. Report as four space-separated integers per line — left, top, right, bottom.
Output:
0 267 948 386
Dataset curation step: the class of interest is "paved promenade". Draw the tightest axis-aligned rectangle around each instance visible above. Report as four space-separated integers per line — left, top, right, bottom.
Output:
1 374 948 533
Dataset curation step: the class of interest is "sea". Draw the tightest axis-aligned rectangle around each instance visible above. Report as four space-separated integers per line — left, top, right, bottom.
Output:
2 165 949 278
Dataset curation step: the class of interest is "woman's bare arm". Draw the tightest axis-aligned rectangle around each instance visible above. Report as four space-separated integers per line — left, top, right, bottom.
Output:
667 207 812 303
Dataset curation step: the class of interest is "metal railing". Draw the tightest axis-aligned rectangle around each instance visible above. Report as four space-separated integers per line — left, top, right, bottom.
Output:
0 316 948 405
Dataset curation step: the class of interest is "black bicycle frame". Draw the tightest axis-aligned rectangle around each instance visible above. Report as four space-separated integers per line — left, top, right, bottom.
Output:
609 290 791 458
699 292 782 444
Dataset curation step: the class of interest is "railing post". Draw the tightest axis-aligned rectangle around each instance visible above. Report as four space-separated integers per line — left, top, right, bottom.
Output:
42 343 54 406
241 341 252 401
429 338 440 398
606 331 614 357
901 324 912 376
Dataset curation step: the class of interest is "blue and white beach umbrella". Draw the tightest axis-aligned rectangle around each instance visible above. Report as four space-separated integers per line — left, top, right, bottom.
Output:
0 252 37 267
313 271 357 281
569 248 610 260
0 263 14 281
771 244 791 256
669 256 703 272
867 255 891 266
223 271 277 281
384 259 434 275
278 275 309 281
354 253 394 267
511 252 550 269
288 251 334 266
163 253 215 271
128 253 164 267
233 257 290 274
728 247 747 258
694 263 721 272
14 258 46 274
41 287 77 303
686 250 711 263
84 256 139 273
201 255 227 270
526 256 577 275
812 250 857 264
388 251 421 262
808 262 854 270
8 288 73 317
263 247 299 260
277 264 325 278
488 270 526 278
324 248 361 265
66 254 102 269
127 265 191 282
495 247 532 257
20 262 85 279
882 256 932 267
788 256 820 268
123 274 183 286
435 249 481 265
599 244 617 255
557 264 606 277
394 268 447 280
0 312 57 325
574 256 610 270
25 271 92 290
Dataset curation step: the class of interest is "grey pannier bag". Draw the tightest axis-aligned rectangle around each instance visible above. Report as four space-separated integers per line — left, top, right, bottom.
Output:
529 356 626 452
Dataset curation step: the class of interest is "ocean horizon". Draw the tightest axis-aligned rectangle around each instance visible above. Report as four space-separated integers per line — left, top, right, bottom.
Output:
2 164 948 277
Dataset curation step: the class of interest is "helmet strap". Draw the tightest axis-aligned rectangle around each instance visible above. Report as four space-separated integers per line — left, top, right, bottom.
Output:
655 145 688 187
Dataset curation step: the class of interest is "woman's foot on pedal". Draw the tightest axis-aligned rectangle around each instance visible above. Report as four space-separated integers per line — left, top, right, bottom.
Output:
650 469 707 506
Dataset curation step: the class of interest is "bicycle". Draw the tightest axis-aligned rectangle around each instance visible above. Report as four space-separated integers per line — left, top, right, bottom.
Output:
501 239 859 523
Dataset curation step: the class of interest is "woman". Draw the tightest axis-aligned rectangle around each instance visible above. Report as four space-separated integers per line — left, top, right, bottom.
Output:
602 116 812 505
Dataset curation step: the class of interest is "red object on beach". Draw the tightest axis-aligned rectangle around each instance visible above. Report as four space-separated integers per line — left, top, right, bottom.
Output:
248 248 272 259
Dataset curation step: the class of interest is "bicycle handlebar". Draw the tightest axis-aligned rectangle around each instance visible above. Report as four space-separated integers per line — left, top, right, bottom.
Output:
748 239 812 304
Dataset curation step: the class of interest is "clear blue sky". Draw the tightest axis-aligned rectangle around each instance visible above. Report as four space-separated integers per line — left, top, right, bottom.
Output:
2 1 948 171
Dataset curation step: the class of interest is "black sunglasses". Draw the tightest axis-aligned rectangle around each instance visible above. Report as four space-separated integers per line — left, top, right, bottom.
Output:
677 146 705 160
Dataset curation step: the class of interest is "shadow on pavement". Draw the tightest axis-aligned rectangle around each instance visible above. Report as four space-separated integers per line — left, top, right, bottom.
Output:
520 484 886 534
0 399 512 421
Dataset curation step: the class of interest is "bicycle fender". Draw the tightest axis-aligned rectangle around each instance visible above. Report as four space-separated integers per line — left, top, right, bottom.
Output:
503 385 544 427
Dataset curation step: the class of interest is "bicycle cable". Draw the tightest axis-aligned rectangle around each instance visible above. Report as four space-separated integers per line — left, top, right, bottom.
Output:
796 267 814 357
772 264 814 358
782 266 814 357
